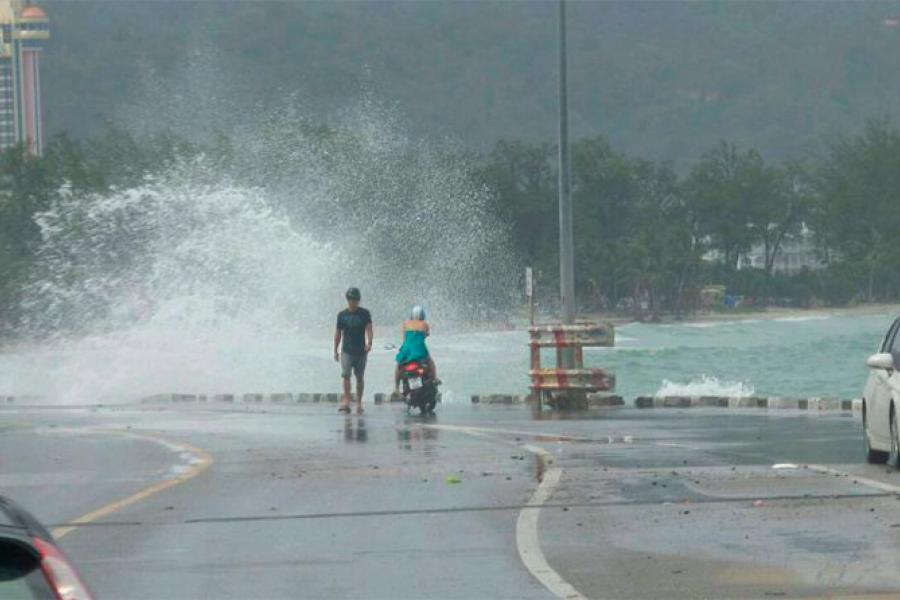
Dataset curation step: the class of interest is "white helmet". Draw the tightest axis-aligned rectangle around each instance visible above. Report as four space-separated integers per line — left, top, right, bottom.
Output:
410 305 427 321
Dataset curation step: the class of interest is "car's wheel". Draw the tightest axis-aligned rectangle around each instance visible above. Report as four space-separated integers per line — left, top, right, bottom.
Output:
890 405 900 468
864 403 889 464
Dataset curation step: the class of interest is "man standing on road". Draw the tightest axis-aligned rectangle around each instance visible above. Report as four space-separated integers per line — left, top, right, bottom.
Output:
334 287 373 414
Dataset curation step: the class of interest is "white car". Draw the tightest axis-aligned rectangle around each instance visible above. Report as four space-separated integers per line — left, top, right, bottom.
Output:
863 317 900 464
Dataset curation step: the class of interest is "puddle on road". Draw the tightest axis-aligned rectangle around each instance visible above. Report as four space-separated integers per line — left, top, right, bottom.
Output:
529 407 620 422
785 532 867 555
394 420 440 454
342 417 367 443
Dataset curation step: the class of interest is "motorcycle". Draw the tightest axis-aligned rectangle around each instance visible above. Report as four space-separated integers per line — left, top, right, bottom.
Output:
399 359 440 414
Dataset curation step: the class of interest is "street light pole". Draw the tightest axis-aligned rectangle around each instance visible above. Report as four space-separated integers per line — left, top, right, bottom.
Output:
557 0 576 363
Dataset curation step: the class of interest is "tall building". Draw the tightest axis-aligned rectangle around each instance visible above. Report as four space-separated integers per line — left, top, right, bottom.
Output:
0 0 48 156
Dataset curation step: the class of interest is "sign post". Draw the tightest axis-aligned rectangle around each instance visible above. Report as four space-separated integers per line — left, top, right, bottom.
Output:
526 267 534 326
557 0 576 367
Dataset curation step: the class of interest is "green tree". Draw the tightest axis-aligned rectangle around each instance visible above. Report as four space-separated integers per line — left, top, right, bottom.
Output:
684 141 770 271
627 161 703 319
814 118 900 301
758 162 810 277
478 139 557 278
0 144 54 331
571 137 637 309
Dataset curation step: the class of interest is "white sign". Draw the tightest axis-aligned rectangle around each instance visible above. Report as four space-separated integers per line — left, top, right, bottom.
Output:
525 267 533 297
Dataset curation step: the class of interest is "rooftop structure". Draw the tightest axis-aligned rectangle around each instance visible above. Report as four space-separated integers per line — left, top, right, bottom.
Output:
0 0 48 155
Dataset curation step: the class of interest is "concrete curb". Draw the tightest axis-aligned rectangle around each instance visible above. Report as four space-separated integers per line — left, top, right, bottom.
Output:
471 394 526 405
373 392 442 405
0 395 47 405
469 394 625 408
633 396 861 411
139 392 442 406
9 392 857 412
140 393 346 405
586 394 625 408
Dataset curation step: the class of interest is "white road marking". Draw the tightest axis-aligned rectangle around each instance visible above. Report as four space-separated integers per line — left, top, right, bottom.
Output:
806 464 900 494
516 464 587 600
425 424 588 599
521 444 550 457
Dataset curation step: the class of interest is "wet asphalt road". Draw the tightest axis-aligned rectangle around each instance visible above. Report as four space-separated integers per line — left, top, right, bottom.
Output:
1 402 897 599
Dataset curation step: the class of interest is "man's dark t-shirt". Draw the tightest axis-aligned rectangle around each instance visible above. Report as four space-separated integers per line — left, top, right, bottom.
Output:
336 308 372 356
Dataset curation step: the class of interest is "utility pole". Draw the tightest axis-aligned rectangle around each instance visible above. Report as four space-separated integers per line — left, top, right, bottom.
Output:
557 0 576 366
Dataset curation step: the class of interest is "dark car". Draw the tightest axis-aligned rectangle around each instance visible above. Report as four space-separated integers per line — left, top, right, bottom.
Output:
0 495 93 600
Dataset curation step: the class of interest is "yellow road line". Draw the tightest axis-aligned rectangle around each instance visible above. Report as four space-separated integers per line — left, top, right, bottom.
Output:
51 430 212 540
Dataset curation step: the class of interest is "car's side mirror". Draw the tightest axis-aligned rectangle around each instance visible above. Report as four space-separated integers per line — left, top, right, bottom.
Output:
867 352 895 370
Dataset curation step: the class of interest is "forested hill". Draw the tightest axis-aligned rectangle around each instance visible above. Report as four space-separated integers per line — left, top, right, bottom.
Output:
41 0 900 165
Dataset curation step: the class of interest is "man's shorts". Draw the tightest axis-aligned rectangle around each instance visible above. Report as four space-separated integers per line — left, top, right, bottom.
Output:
340 352 368 379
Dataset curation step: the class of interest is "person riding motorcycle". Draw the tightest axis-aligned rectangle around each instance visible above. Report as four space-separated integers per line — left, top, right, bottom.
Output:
394 305 439 390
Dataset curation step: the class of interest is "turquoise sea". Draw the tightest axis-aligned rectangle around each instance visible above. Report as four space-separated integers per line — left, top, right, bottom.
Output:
430 311 897 402
1 311 895 403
